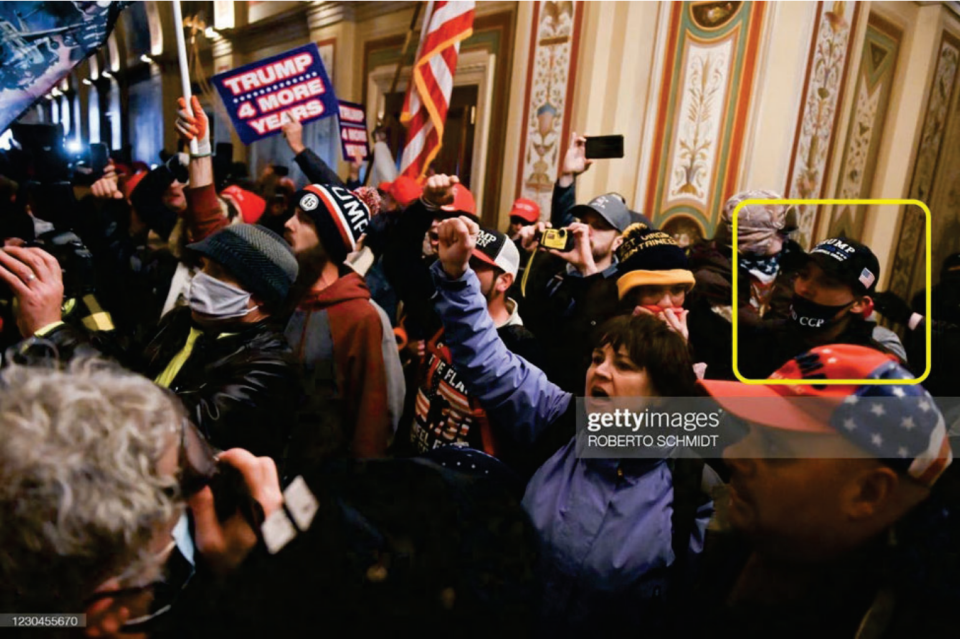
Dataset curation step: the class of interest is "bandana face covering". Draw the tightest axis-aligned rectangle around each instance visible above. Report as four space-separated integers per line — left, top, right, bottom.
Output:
188 271 256 319
738 252 781 278
789 294 853 330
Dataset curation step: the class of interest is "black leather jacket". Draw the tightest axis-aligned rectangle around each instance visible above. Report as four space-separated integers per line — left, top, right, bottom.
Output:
16 307 300 462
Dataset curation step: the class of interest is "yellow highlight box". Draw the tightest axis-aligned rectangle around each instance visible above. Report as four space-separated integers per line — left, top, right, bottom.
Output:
731 198 931 385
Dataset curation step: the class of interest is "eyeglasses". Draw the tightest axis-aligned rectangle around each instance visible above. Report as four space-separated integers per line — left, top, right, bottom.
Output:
82 536 192 633
84 419 216 632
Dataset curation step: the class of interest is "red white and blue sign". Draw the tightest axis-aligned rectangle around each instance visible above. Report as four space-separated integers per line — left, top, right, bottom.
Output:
212 43 337 145
337 100 369 162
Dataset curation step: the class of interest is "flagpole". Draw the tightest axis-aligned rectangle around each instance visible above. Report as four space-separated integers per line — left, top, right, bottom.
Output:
365 2 424 186
389 1 425 96
171 0 198 155
363 2 426 186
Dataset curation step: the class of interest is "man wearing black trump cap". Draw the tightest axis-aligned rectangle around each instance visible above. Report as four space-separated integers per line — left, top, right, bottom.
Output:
739 236 906 379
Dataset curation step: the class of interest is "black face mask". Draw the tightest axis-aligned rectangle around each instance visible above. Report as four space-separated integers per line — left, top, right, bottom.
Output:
789 294 854 330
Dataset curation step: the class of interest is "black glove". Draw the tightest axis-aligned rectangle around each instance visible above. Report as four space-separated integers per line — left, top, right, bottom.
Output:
872 291 913 325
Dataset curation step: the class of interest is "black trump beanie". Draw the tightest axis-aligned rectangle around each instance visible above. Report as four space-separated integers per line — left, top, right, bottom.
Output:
294 184 371 262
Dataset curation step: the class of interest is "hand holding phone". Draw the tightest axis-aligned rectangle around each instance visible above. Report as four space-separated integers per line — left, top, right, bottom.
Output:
584 135 624 160
561 132 593 182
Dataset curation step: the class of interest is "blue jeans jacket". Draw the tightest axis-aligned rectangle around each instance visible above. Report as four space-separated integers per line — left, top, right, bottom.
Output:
430 261 711 634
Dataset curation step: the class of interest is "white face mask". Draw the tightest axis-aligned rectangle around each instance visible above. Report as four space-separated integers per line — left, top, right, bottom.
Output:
188 271 257 319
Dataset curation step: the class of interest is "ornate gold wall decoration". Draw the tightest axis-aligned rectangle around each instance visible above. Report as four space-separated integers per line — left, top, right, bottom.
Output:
825 14 901 241
889 32 960 299
515 0 584 221
785 1 860 249
644 1 765 236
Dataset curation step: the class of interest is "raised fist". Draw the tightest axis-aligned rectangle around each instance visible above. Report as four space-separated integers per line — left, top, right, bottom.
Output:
423 174 459 209
436 215 479 279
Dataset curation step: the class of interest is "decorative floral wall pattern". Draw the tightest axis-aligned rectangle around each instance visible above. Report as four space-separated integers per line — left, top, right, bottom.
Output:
888 33 960 301
785 1 859 250
668 42 732 205
910 70 960 297
825 15 901 240
515 0 584 221
644 1 765 236
831 80 882 225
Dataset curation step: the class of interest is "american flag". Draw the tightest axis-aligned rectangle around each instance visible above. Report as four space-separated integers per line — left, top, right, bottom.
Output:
764 344 952 486
830 362 952 487
399 1 476 179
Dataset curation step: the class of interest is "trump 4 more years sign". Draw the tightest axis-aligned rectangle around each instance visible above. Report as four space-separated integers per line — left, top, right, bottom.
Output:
338 100 370 162
213 43 338 145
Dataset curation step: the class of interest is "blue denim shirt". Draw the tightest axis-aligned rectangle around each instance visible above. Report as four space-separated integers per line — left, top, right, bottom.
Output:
430 261 710 634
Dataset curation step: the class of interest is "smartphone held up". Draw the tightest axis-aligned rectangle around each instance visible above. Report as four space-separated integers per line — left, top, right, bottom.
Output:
584 135 624 160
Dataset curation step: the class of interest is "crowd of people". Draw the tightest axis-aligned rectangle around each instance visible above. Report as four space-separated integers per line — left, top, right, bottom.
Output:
1 97 960 638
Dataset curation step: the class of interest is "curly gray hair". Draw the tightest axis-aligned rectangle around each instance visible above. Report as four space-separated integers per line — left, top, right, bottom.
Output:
0 358 183 611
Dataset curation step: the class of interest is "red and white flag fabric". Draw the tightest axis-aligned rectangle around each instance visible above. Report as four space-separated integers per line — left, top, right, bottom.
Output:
399 1 475 180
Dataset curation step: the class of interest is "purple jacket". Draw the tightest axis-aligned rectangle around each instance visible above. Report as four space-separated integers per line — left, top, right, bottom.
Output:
430 261 710 634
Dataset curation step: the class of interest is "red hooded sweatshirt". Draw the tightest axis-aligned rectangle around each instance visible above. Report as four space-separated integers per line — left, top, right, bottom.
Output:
285 272 392 460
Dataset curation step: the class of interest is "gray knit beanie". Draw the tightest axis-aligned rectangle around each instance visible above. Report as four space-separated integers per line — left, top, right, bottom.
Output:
187 224 299 307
